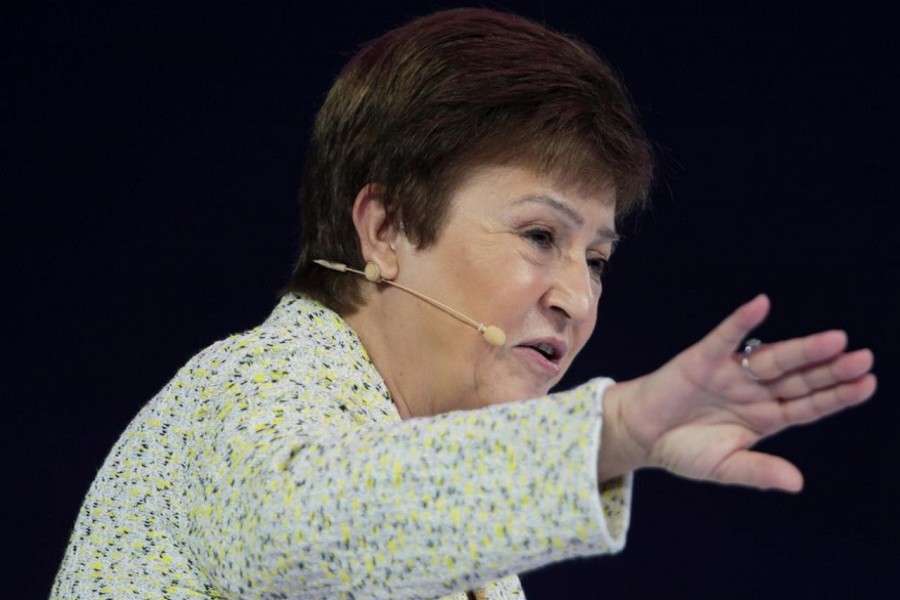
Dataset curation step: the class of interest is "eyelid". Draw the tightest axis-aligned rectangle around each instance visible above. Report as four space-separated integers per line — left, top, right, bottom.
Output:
523 226 557 249
586 251 610 282
520 223 610 280
587 256 608 278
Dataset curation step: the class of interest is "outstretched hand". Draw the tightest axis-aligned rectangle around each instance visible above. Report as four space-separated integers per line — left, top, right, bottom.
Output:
599 295 877 491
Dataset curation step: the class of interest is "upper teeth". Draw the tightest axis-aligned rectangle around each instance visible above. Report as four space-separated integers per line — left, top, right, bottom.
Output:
535 343 555 358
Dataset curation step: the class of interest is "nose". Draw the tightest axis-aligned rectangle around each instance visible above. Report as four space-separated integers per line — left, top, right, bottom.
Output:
543 256 596 324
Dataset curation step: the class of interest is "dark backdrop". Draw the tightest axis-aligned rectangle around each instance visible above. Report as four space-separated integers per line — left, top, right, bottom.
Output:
5 2 897 598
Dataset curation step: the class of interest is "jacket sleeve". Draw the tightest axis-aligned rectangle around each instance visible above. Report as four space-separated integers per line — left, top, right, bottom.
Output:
184 375 632 599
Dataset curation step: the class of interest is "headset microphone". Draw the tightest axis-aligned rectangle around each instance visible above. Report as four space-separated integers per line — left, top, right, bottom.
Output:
314 259 506 347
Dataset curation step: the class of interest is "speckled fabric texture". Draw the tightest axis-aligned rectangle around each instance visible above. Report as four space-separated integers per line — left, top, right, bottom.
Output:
51 294 632 599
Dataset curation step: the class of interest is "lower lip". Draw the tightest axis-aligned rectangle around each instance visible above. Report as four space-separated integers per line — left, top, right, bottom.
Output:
513 346 562 377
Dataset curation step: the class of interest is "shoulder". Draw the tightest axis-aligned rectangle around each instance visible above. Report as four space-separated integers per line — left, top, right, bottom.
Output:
157 294 397 428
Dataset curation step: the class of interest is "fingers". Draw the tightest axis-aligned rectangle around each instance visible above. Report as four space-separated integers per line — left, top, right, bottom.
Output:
777 373 877 426
769 348 874 400
699 294 771 360
743 330 849 382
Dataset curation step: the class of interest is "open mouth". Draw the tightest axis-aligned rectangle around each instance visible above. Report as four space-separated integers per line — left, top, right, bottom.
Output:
514 338 567 375
530 342 558 361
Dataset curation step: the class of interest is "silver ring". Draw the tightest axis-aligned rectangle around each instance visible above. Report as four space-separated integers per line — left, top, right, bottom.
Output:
741 338 762 382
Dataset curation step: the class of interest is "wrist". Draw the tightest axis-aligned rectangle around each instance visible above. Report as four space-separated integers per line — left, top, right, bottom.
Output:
598 379 647 482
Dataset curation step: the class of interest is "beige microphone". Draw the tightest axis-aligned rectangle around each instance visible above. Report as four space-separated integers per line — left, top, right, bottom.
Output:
314 259 506 347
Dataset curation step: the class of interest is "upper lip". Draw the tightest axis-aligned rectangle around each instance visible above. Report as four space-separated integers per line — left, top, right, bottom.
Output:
516 337 568 363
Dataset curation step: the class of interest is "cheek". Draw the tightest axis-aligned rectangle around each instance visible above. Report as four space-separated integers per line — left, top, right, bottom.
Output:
474 356 545 406
490 258 549 306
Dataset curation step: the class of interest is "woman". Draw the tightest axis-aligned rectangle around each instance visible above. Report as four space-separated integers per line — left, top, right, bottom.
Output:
51 8 876 599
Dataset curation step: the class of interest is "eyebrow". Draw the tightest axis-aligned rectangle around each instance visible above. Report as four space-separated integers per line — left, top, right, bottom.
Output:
514 194 621 245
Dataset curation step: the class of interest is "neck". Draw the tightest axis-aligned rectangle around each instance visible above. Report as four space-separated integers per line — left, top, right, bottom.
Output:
344 300 428 420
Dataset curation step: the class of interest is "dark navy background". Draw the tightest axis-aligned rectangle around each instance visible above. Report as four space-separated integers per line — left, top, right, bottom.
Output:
5 2 897 598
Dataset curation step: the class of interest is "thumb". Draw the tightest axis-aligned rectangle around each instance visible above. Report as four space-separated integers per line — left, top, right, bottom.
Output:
712 449 804 492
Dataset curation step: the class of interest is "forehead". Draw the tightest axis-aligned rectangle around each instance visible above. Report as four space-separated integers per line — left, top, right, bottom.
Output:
448 165 617 226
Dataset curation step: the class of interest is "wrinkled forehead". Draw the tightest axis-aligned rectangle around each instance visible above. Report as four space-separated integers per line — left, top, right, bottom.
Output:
455 160 617 209
437 163 619 243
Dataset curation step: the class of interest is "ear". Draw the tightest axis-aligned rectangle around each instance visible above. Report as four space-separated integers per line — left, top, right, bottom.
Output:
351 184 402 281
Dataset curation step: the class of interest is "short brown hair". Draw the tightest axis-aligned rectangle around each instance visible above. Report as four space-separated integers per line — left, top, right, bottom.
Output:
284 8 653 314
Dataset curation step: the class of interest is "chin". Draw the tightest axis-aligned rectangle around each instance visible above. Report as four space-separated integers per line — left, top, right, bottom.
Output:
489 380 553 406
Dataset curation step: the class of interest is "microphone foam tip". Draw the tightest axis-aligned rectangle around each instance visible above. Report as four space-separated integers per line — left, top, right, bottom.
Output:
482 325 506 347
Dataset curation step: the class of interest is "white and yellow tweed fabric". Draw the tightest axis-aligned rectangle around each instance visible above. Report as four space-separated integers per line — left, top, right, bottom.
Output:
51 295 631 599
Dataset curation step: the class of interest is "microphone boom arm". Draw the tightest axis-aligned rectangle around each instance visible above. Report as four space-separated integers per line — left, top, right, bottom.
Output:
313 259 506 346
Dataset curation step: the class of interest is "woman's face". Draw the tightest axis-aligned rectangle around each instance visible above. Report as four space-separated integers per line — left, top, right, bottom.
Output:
367 165 617 417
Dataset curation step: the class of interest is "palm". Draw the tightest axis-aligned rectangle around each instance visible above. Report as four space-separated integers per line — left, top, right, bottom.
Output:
617 295 876 491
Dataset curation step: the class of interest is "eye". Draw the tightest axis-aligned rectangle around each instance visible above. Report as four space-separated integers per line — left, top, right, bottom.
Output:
587 256 609 280
524 228 555 249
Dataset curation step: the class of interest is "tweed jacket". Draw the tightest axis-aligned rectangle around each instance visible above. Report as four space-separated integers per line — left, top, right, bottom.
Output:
51 294 632 599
